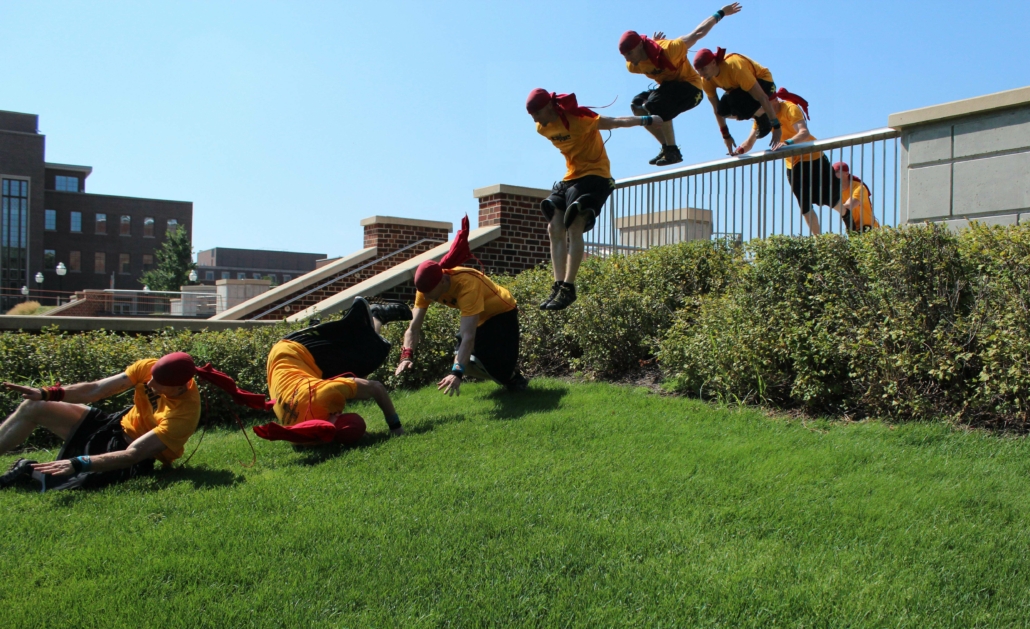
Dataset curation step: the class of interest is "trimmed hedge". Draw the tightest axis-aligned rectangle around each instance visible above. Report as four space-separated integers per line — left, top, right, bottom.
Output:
4 225 1030 431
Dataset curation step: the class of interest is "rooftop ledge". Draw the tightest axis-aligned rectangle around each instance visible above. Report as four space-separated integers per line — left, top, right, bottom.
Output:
473 184 552 199
45 162 93 176
359 215 452 231
888 85 1030 129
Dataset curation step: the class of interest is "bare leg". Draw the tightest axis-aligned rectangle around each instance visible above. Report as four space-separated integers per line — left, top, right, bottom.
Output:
372 318 383 335
548 214 569 282
658 120 676 146
0 400 90 455
804 211 821 236
632 103 666 146
565 215 588 285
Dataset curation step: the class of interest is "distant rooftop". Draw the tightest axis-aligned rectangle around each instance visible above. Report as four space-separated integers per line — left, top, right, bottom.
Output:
45 162 93 177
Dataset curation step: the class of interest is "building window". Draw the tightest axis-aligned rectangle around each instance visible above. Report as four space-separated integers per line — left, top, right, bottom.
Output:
252 272 262 279
44 249 56 270
221 271 230 280
119 254 131 274
205 271 215 281
142 254 154 271
95 213 107 235
45 210 57 231
143 217 154 238
70 211 82 233
167 219 179 233
94 252 106 274
283 274 292 282
55 176 79 192
237 272 246 280
69 251 81 272
1 179 29 309
120 215 131 236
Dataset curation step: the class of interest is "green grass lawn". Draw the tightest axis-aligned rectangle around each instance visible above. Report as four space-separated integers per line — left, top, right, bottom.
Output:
2 380 1030 628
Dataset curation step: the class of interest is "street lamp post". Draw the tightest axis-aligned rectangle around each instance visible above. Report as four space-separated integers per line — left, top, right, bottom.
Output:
21 286 29 302
56 262 67 305
188 269 198 284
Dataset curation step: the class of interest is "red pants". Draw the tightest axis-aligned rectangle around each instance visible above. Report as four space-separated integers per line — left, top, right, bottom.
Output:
253 413 366 445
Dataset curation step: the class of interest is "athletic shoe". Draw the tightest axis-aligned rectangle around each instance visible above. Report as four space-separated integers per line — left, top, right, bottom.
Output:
655 145 683 166
365 297 412 324
544 282 577 311
505 374 530 392
648 146 666 166
539 281 561 309
0 458 37 489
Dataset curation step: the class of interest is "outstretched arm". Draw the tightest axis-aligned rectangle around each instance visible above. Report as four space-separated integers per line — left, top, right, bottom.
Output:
748 83 781 145
32 429 167 477
439 314 479 396
679 3 742 48
734 126 759 155
706 93 736 154
598 114 664 130
772 119 812 151
395 307 428 375
3 373 133 405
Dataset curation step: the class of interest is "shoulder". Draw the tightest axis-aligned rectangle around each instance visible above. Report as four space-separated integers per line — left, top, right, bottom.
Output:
126 358 157 385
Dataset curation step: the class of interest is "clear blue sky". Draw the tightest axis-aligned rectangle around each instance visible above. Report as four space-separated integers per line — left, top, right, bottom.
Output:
4 0 1028 258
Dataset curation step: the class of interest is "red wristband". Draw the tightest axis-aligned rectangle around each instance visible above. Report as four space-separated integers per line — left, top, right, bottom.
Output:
45 384 65 402
400 347 414 361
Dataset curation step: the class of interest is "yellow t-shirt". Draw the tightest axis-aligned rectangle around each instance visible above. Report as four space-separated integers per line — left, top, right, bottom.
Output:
701 53 774 99
536 112 611 181
625 38 703 89
844 180 879 232
121 359 202 465
757 101 821 169
414 268 517 326
266 340 358 426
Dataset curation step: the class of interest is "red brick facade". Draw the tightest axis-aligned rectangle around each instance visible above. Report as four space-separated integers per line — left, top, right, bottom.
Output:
471 185 552 277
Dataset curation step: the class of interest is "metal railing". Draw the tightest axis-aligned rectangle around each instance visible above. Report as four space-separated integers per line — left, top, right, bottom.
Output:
587 127 901 256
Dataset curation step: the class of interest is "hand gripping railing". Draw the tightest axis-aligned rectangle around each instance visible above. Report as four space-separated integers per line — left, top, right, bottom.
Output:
587 127 901 256
248 238 446 320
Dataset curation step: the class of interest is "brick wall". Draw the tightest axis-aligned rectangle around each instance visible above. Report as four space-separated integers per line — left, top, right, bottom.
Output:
471 184 552 276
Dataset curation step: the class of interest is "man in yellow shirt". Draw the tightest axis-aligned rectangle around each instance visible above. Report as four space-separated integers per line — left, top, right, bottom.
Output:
730 89 840 235
528 89 661 310
397 218 528 394
833 162 880 233
262 297 410 444
619 2 742 166
1 352 264 491
694 48 782 153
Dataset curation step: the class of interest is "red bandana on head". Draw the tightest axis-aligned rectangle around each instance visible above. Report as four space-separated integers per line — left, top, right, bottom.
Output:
619 31 677 71
415 214 478 294
833 162 872 197
693 47 727 70
774 88 810 120
152 352 272 411
526 88 599 130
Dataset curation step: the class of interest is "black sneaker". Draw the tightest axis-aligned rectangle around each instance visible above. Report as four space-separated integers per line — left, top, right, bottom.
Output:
655 145 682 166
648 146 666 166
539 281 561 309
365 297 412 324
505 374 530 392
544 282 577 311
0 458 37 489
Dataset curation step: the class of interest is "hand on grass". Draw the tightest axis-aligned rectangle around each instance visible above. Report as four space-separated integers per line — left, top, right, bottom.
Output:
395 360 412 376
390 427 406 437
32 459 74 477
438 375 462 396
2 383 43 401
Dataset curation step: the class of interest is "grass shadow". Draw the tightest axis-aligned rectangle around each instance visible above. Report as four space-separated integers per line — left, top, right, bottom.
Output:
152 465 247 490
486 385 568 420
293 413 468 466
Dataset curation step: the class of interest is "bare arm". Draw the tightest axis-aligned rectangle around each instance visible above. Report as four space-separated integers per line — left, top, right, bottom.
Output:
734 126 759 155
439 314 479 396
598 114 664 130
679 3 742 48
32 429 167 477
748 82 781 145
707 93 736 154
350 378 403 435
3 373 133 404
395 307 428 375
772 119 812 150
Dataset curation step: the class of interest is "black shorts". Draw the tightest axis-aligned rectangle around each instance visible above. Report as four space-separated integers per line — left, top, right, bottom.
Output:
631 81 704 121
283 300 391 379
542 175 614 233
787 155 842 215
456 308 523 386
38 406 155 491
716 78 777 120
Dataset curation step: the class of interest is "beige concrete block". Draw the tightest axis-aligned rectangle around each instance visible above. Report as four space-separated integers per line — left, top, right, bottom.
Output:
954 107 1030 158
968 214 1018 227
953 152 1030 216
906 123 952 165
937 218 969 233
890 86 1030 128
907 164 952 221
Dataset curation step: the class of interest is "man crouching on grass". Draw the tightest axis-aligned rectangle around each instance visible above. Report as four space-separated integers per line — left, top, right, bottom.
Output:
0 352 268 491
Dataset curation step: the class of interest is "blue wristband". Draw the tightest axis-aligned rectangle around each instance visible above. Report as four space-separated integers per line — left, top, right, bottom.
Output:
385 413 401 430
641 115 652 127
785 139 794 145
713 11 724 21
769 118 781 129
451 364 465 379
71 455 92 473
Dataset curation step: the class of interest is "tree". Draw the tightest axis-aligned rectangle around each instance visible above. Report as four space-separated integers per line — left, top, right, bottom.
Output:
139 225 196 292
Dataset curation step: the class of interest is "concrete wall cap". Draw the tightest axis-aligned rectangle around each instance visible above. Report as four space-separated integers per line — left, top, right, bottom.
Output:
473 184 552 199
359 215 453 231
44 162 93 176
889 85 1030 129
0 315 275 333
214 279 272 286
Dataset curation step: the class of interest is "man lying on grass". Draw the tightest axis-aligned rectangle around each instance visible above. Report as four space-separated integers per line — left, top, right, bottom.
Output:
0 353 268 491
257 297 411 445
396 216 529 395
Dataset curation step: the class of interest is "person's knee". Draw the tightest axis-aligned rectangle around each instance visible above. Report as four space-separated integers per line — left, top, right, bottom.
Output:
547 216 566 239
630 102 648 116
17 399 46 419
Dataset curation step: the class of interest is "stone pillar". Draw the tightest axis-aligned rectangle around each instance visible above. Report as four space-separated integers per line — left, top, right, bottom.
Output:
472 184 552 275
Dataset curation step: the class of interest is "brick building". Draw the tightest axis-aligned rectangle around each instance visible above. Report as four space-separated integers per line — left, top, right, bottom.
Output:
195 247 326 286
0 109 192 310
